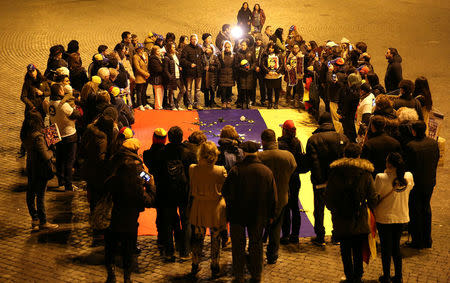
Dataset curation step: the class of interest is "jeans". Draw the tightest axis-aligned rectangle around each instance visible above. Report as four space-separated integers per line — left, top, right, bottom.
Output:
255 74 266 104
286 83 304 106
26 176 47 223
230 223 264 281
266 87 280 105
158 204 191 257
266 207 286 261
56 134 77 190
134 83 148 107
191 226 224 265
282 183 301 238
339 234 366 282
153 85 164 109
313 186 326 240
185 77 202 107
377 223 403 279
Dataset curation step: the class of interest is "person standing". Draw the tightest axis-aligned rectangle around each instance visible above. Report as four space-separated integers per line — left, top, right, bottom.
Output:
132 43 151 110
235 39 255 109
201 44 219 108
180 34 205 110
413 76 433 127
189 142 228 278
252 35 266 106
237 2 252 34
355 83 375 141
217 41 235 109
222 141 277 283
258 129 296 264
384 48 402 93
306 112 349 245
374 153 414 283
215 24 231 52
262 42 284 109
251 4 266 33
284 43 305 108
404 121 439 249
21 64 50 119
393 80 423 121
325 143 379 283
164 42 187 110
148 45 165 110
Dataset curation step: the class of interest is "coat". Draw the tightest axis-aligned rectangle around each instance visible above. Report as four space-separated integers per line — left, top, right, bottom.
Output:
361 132 402 176
278 135 307 188
215 31 231 51
189 163 227 228
251 9 266 27
235 48 255 90
80 123 109 185
21 74 50 115
306 122 349 185
23 130 54 180
262 52 284 79
222 155 277 226
202 54 219 90
257 143 297 215
148 54 164 85
216 138 244 172
384 54 402 92
133 53 149 84
325 158 379 238
218 52 235 87
237 8 252 32
393 96 424 121
163 54 181 90
180 43 205 78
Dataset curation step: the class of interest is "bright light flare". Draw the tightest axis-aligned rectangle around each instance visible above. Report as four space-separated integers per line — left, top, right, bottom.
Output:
231 26 243 39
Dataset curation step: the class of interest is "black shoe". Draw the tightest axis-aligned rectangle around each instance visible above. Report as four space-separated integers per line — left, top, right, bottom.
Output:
379 275 391 283
280 237 289 245
267 257 277 264
105 266 116 283
311 236 326 246
391 276 403 283
134 246 142 255
331 236 340 245
211 264 220 279
268 104 273 109
404 241 424 249
164 255 176 263
289 235 299 244
190 263 200 276
273 103 279 109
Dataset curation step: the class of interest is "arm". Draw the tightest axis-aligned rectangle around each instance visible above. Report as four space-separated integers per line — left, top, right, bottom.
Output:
365 175 379 210
180 47 191 68
133 55 149 77
34 133 53 162
20 83 35 109
306 139 323 184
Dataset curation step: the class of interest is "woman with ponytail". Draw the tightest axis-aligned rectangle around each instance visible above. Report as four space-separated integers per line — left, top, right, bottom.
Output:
374 152 414 283
188 141 228 278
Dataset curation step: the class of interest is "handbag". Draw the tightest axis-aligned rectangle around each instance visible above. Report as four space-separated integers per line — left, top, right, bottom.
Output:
89 191 113 230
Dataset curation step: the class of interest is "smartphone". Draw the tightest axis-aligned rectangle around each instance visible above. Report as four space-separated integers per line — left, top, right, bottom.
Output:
315 52 319 58
327 61 331 68
139 171 151 182
349 45 353 51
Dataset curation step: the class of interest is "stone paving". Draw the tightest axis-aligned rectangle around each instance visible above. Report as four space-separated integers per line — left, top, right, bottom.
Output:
0 0 449 282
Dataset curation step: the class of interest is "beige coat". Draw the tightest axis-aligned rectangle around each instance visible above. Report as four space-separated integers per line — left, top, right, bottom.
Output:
133 52 149 84
189 163 227 228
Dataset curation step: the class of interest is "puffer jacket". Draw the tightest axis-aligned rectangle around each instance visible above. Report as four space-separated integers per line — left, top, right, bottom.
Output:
218 52 235 87
235 48 255 90
148 54 164 85
180 43 205 78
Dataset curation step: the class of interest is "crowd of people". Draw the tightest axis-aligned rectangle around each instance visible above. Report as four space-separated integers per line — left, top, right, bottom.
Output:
18 2 442 283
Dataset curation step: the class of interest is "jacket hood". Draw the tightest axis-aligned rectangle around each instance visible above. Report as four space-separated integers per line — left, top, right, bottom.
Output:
312 122 335 134
330 158 374 172
389 54 402 64
86 123 107 139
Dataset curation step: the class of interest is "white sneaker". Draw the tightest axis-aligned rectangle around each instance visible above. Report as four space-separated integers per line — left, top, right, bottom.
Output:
138 105 145 111
171 107 178 111
144 104 153 110
178 107 185 111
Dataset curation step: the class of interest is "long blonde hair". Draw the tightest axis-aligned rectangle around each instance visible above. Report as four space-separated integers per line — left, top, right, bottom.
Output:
222 40 233 60
197 141 220 165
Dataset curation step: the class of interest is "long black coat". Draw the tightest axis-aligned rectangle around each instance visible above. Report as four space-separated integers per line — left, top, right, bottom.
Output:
222 155 277 226
180 43 205 78
235 48 255 90
361 132 402 176
384 54 402 92
218 52 235 87
148 54 164 85
306 123 349 185
325 158 378 238
201 54 219 90
23 130 54 180
163 54 180 90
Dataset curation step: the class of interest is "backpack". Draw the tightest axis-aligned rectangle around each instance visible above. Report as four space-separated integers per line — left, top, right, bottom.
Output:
165 159 188 204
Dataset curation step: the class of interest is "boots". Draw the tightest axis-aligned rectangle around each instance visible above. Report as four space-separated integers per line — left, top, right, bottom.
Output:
105 265 116 283
211 263 220 279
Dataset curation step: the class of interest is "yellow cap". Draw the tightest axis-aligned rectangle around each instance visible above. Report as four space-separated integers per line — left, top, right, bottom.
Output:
94 53 103 61
91 75 102 84
110 86 120 97
154 128 167 137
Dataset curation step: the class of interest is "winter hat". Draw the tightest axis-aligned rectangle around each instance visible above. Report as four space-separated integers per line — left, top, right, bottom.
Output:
108 86 120 97
281 120 296 132
27 64 36 72
49 45 63 57
135 43 144 49
96 114 115 135
56 67 70 76
148 32 156 38
153 128 167 144
144 37 154 44
326 41 338 48
123 138 141 152
91 75 102 84
97 67 110 80
63 85 73 95
335 58 345 65
348 73 362 87
289 25 297 32
119 127 134 139
241 141 260 153
357 65 370 75
202 33 212 41
94 53 104 61
341 37 350 44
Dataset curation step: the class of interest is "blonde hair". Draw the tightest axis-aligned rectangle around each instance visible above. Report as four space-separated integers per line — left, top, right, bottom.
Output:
222 40 233 60
220 125 239 140
397 107 419 122
150 45 160 56
198 141 220 165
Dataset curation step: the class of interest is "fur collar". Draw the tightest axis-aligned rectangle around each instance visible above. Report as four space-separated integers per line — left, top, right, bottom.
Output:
330 158 374 172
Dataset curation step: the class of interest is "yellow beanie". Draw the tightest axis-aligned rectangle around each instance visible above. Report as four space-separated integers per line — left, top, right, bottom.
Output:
91 76 102 84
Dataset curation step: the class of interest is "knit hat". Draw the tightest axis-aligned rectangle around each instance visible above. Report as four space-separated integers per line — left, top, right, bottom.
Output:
148 32 156 38
119 127 134 139
56 67 70 76
27 64 36 72
108 86 120 97
341 37 350 44
348 73 362 87
49 45 63 57
202 33 212 41
91 75 102 84
123 138 141 152
241 141 260 153
153 128 167 144
289 25 297 31
358 65 370 75
136 43 144 49
335 58 345 65
94 53 104 61
281 120 296 132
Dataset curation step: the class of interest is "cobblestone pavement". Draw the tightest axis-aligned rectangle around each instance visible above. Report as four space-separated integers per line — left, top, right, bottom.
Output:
0 0 449 282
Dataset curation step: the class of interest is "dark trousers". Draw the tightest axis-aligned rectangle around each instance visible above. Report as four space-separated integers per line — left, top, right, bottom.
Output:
134 83 148 107
282 183 301 238
203 88 216 107
230 223 264 281
377 223 403 279
220 86 233 103
313 187 326 240
191 226 223 265
266 207 286 261
266 87 280 105
286 83 304 105
177 203 192 256
158 204 191 257
342 118 357 143
339 234 366 282
26 176 47 223
408 187 433 248
55 135 77 190
255 75 266 104
104 229 136 279
240 89 252 108
168 79 186 108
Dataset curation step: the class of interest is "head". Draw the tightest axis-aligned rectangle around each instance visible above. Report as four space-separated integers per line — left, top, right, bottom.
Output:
366 72 380 88
223 41 233 53
166 42 177 55
241 141 260 156
20 110 44 141
97 67 110 81
67 40 79 53
135 43 144 54
355 42 367 53
121 31 131 44
222 24 231 35
190 34 198 46
202 33 212 45
98 44 108 55
240 39 249 51
411 120 427 139
220 125 239 140
344 143 362 158
26 64 38 79
267 42 276 54
386 152 407 187
282 120 296 137
165 32 176 44
188 131 207 145
114 43 126 57
347 73 362 87
274 28 284 41
397 107 419 122
198 141 220 165
61 76 71 86
204 44 214 55
374 94 394 112
413 76 432 110
50 83 64 100
152 128 167 144
255 35 263 46
292 43 300 55
242 2 249 10
151 45 161 57
178 35 189 47
399 80 414 97
318 112 332 125
265 26 273 36
370 115 386 133
385 47 398 60
359 83 371 97
109 68 118 81
261 129 276 148
131 34 138 46
97 90 111 104
253 4 260 11
168 126 183 144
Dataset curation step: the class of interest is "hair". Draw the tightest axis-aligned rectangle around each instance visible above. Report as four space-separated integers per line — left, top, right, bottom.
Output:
107 56 118 69
97 67 110 80
222 24 231 32
366 72 379 88
274 28 284 42
168 126 183 143
165 32 176 43
198 141 220 165
360 83 371 94
178 35 188 50
150 45 160 56
266 42 277 54
155 37 164 47
413 76 432 111
50 83 63 100
265 25 272 32
261 129 276 143
371 115 386 132
190 34 198 40
121 31 131 40
386 152 407 187
98 45 108 54
399 80 414 97
96 90 111 104
220 125 239 140
253 3 261 12
241 2 249 10
109 68 118 81
318 112 332 125
375 94 394 112
388 47 399 56
355 41 367 53
397 107 419 122
309 41 318 50
166 42 176 55
67 40 79 53
20 110 44 142
131 34 138 40
411 120 427 139
114 43 125 52
188 131 207 145
344 143 362 158
222 40 233 59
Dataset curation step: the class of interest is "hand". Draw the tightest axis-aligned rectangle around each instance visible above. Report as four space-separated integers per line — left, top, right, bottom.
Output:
191 63 196 68
269 218 274 224
36 89 43 96
144 73 150 79
255 67 260 72
148 174 155 187
287 66 292 71
179 67 183 71
328 64 334 71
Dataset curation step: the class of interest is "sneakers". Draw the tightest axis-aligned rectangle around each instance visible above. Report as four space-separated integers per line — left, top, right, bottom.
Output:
211 263 220 279
177 106 186 111
289 235 299 244
40 222 59 230
65 184 82 192
190 263 200 277
31 219 40 231
144 104 153 110
280 237 289 245
194 105 203 110
138 105 145 111
171 107 178 111
187 105 193 110
311 236 326 246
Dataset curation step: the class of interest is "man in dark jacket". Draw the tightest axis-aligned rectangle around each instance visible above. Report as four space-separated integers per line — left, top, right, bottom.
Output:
384 48 402 93
325 143 378 283
258 129 296 264
404 121 439 249
222 141 277 283
278 120 308 244
252 34 266 106
215 24 231 51
180 35 205 110
361 115 402 176
306 112 349 245
393 79 423 120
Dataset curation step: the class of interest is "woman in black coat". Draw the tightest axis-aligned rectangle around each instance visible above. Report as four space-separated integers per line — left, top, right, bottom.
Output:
235 39 255 109
201 44 219 108
148 45 165 110
20 110 58 231
217 41 235 109
237 2 252 34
